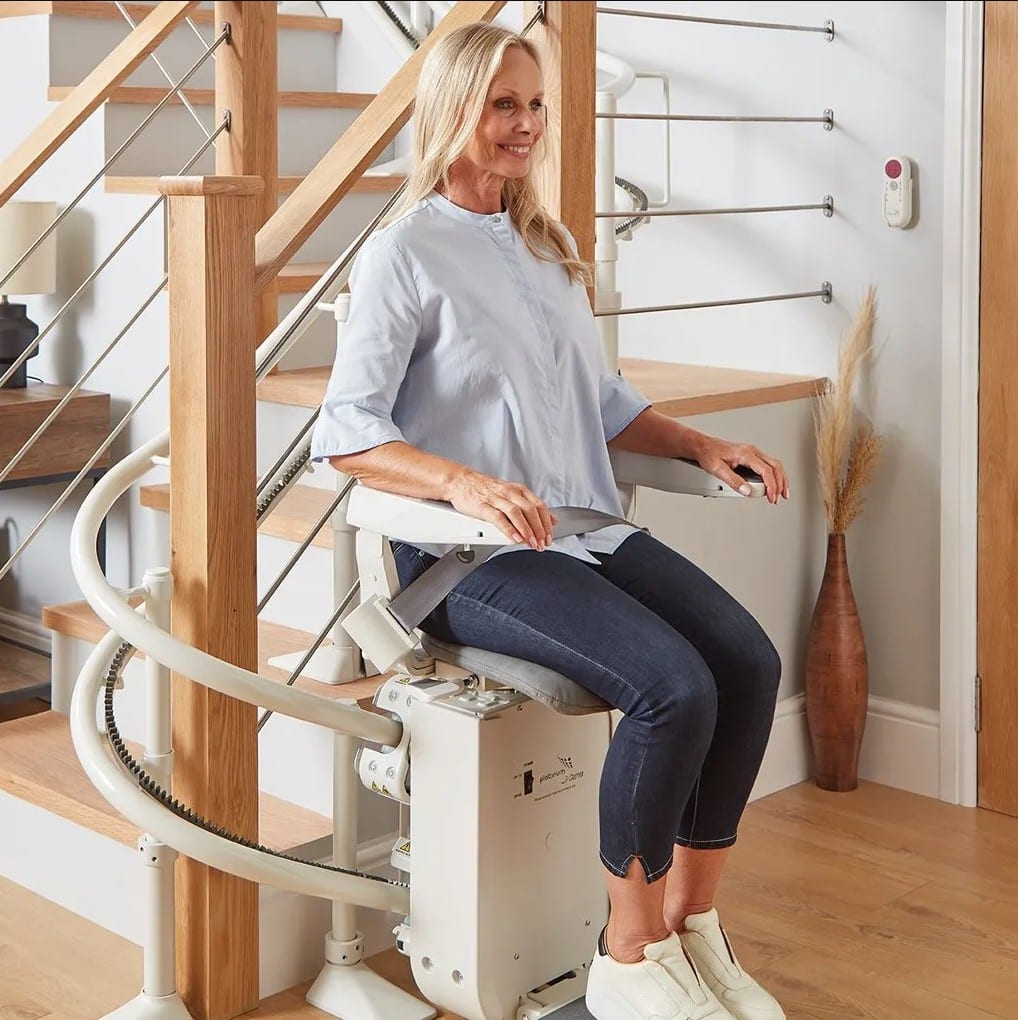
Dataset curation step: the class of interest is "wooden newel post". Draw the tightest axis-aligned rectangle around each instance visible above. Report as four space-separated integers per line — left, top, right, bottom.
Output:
215 1 278 346
524 0 596 274
159 174 263 1020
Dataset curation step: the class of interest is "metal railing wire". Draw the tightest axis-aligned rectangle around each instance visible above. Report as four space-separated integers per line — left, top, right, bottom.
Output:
0 26 231 389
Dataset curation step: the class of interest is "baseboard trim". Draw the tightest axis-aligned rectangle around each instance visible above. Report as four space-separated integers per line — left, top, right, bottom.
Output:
750 692 941 802
750 693 810 801
0 606 50 654
860 695 941 799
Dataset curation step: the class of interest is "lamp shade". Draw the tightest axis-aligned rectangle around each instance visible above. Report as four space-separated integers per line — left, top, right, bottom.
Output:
0 201 57 296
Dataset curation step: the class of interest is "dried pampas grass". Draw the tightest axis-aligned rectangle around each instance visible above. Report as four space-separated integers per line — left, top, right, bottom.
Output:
814 286 884 534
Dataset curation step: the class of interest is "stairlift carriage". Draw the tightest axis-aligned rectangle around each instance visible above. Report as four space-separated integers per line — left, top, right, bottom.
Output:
334 454 765 1020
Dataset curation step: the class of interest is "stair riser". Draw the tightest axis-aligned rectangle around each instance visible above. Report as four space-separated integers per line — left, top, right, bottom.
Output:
258 535 336 632
140 511 334 628
0 786 396 996
274 294 341 375
256 400 341 491
102 104 389 178
289 190 402 266
0 788 142 942
48 14 338 93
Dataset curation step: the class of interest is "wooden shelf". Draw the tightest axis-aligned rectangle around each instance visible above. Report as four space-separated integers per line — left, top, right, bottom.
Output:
48 86 374 108
42 598 393 706
258 361 828 415
2 2 343 32
0 711 334 850
0 383 110 484
106 173 406 196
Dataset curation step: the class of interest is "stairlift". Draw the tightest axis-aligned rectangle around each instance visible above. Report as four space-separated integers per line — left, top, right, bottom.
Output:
334 453 765 1020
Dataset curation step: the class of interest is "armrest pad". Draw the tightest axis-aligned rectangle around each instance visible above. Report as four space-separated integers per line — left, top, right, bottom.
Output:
346 485 510 545
609 449 765 498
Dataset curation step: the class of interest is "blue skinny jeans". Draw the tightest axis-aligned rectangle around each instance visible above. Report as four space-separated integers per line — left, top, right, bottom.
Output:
392 531 781 884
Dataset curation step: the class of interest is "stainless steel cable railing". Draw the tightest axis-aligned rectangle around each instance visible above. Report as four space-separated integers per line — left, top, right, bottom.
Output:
0 24 231 389
598 109 835 130
0 367 167 584
597 196 835 219
596 7 835 41
115 0 214 142
594 282 833 319
0 115 230 491
257 476 356 614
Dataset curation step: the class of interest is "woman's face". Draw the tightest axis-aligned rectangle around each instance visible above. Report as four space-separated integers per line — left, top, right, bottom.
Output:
462 47 545 181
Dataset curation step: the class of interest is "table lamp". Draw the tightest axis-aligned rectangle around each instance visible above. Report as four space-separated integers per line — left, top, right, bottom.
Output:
0 200 57 389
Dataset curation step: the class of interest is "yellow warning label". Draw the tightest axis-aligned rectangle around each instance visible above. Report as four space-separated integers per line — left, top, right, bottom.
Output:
371 781 381 792
397 841 411 855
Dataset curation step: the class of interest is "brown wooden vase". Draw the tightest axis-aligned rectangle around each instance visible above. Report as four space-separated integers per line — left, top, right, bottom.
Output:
805 532 868 791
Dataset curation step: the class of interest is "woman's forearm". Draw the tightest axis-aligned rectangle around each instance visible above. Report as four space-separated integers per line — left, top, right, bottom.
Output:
329 441 469 502
608 408 710 461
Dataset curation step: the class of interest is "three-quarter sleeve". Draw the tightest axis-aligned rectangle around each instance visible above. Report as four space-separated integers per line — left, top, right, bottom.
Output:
310 233 422 460
599 370 651 442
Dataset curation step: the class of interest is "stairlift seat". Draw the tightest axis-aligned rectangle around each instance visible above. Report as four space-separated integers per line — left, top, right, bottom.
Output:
418 632 611 715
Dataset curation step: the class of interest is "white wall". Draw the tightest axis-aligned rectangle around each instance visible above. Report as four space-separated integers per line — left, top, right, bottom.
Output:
594 1 945 710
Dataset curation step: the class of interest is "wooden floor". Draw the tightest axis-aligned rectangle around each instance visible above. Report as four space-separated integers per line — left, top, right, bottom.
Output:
2 778 1018 1019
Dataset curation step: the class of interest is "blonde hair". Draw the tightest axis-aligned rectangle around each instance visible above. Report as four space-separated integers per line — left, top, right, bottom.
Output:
383 22 590 286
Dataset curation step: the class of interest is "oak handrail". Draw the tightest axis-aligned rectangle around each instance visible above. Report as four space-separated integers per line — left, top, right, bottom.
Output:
0 0 199 207
253 0 505 292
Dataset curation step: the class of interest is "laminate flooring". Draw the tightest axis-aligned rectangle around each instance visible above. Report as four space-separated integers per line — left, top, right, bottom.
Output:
1 780 1016 1018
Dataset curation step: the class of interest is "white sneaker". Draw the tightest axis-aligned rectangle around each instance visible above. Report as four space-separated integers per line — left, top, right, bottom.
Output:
678 909 785 1020
585 927 736 1020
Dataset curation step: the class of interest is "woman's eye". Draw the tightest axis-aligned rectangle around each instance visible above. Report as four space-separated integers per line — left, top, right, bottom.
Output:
495 99 515 111
530 101 544 112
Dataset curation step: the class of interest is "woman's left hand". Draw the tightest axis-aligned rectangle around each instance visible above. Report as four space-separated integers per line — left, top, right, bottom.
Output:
693 436 790 505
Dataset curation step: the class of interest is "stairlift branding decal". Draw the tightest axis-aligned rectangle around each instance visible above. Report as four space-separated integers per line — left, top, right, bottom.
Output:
515 755 585 801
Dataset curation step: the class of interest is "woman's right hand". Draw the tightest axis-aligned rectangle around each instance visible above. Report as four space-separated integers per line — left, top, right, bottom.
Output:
447 468 557 551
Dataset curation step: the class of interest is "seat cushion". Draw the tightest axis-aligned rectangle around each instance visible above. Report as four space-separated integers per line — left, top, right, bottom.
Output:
419 634 611 716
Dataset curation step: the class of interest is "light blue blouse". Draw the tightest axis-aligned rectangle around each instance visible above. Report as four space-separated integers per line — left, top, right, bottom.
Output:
310 191 652 563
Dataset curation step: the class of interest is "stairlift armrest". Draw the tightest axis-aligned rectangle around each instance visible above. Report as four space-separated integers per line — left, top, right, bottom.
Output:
346 484 510 545
609 448 766 499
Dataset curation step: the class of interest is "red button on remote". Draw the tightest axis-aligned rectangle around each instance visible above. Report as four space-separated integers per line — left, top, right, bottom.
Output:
885 159 902 179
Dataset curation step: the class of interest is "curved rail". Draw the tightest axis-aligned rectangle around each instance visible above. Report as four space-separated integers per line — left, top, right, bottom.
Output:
71 628 408 913
70 434 401 747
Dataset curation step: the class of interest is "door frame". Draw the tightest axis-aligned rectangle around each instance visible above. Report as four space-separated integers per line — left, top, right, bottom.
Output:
939 0 983 807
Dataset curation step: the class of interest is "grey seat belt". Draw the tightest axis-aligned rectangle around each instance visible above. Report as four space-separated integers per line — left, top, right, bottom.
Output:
387 507 644 633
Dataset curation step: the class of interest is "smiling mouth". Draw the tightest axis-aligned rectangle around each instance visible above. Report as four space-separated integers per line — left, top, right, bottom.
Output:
498 144 532 157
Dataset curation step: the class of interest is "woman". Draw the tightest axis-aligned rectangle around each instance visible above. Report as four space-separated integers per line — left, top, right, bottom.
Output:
311 22 788 1020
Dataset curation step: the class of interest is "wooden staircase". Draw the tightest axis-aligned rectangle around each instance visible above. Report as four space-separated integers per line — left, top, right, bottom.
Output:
41 598 393 707
0 710 334 850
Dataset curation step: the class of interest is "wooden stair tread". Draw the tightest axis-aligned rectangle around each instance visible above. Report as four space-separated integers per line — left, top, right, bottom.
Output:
139 481 335 550
3 2 342 32
0 711 333 850
41 599 392 705
278 261 331 294
105 174 405 196
48 86 373 108
257 361 828 415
